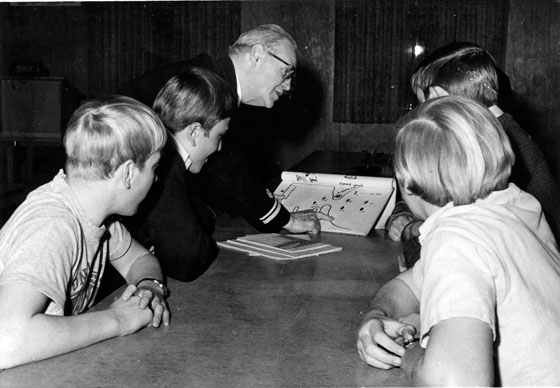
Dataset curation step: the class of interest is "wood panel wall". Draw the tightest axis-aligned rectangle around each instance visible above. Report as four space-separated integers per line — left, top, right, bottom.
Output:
240 0 335 169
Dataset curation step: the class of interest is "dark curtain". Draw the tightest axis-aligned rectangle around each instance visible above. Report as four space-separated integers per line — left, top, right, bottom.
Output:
334 0 509 123
86 1 241 98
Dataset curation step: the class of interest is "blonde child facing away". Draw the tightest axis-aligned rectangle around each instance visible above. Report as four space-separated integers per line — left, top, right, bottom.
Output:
386 42 560 269
0 96 171 369
357 95 560 386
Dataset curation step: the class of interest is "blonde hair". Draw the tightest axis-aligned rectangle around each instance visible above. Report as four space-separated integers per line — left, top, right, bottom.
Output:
64 96 167 180
229 24 297 57
394 95 514 206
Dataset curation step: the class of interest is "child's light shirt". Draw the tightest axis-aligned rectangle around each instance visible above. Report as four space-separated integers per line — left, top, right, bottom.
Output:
0 171 132 316
412 183 560 386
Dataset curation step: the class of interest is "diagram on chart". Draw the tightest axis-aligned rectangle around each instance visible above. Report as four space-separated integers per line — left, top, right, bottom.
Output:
274 172 396 236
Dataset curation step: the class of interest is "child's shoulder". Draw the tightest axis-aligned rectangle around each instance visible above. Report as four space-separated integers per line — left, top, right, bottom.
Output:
2 174 85 240
423 186 542 247
22 175 77 219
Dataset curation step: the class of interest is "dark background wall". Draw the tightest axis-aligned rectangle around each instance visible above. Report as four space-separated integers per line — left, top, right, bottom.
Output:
505 0 560 181
0 0 559 183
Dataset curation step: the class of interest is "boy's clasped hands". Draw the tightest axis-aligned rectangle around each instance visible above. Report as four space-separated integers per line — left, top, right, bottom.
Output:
357 311 419 369
110 284 170 332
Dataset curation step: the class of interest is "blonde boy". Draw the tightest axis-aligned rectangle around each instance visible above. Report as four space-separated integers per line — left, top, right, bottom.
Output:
0 96 170 369
387 42 560 265
357 96 560 386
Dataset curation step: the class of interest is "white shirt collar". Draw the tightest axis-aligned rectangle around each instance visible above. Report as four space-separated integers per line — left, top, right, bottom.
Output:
168 129 192 170
229 55 242 105
418 183 522 245
236 76 242 105
488 105 504 118
418 202 454 245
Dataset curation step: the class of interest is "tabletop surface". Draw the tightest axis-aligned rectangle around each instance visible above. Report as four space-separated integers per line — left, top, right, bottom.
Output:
0 151 408 388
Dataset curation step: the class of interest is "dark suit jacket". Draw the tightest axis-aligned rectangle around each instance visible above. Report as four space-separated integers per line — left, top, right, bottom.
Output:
499 113 560 240
125 140 218 282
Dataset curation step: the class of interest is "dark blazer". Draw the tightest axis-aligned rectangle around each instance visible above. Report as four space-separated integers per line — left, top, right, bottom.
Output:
126 140 218 282
499 113 560 240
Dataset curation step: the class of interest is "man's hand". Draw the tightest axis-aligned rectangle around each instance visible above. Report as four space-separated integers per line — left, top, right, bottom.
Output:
283 210 333 235
386 214 415 241
132 282 171 328
357 312 416 369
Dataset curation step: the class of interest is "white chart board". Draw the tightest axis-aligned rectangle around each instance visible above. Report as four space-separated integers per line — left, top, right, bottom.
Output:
274 171 396 236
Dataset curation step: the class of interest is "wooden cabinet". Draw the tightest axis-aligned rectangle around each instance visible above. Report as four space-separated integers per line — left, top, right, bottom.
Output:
0 77 80 185
0 78 73 225
0 77 66 140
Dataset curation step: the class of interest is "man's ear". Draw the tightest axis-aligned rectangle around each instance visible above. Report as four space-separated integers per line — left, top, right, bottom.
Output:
249 44 266 67
428 85 449 99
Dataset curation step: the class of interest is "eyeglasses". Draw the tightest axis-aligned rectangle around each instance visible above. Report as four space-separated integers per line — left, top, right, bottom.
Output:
267 51 296 81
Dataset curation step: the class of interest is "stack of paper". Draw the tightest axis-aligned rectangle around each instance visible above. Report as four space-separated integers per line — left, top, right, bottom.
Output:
217 233 343 260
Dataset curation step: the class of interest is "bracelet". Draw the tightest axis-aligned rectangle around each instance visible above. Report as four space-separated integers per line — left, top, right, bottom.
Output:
135 278 170 299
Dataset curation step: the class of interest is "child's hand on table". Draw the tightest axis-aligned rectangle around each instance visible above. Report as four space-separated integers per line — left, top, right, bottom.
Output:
133 282 171 328
357 311 417 369
109 284 154 336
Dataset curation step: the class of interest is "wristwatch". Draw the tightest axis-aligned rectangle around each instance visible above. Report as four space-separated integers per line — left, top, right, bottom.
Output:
135 278 170 299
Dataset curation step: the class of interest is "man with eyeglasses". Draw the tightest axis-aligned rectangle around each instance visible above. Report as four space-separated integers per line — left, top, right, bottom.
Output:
111 24 330 286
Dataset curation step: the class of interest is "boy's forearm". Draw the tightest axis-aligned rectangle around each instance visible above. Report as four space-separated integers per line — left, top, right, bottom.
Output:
401 341 427 385
114 237 165 286
120 253 169 301
112 237 165 287
364 271 420 321
123 253 164 284
0 309 121 369
402 317 494 386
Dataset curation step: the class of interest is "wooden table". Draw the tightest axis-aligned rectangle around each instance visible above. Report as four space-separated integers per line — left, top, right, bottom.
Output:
0 214 408 387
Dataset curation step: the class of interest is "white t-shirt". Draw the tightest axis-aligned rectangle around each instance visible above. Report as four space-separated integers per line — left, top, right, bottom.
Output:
412 184 560 386
0 171 132 316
